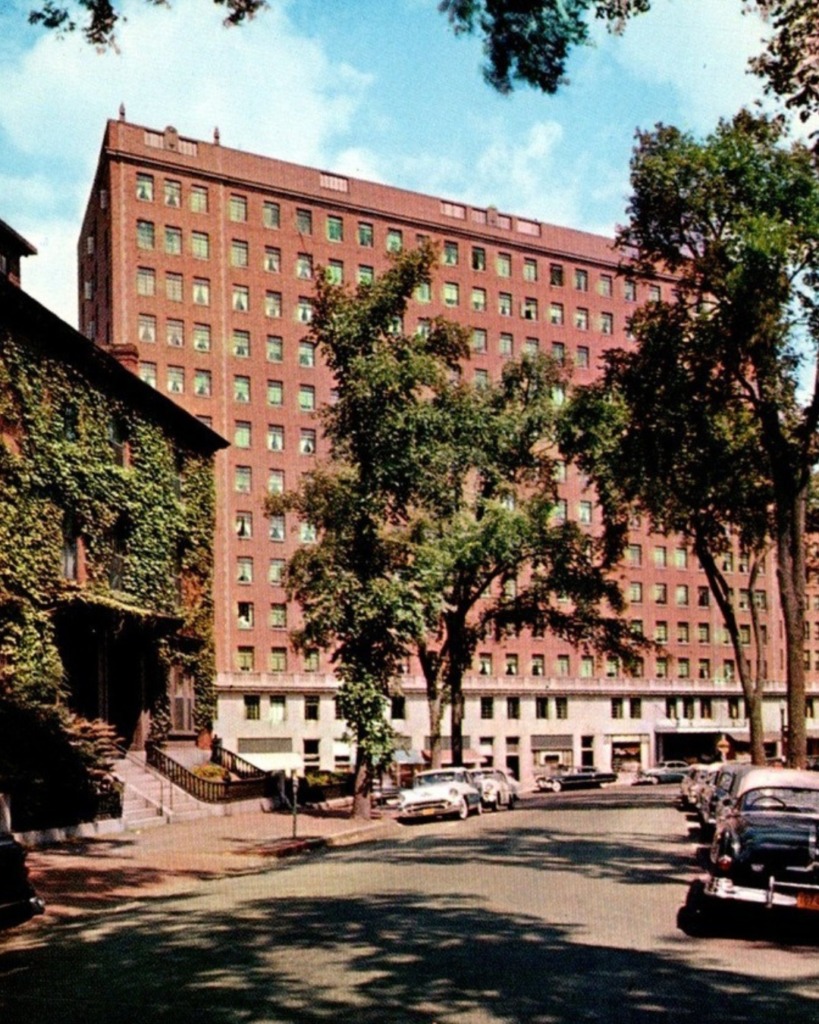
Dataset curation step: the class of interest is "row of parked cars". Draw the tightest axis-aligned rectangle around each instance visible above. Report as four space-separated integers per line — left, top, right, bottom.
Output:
675 760 819 935
395 767 520 821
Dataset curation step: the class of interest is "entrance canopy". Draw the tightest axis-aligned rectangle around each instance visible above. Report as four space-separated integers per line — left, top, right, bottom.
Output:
238 752 304 774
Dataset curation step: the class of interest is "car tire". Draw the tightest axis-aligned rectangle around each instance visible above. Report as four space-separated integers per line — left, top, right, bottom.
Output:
550 780 562 793
677 880 716 937
457 797 469 820
493 794 501 811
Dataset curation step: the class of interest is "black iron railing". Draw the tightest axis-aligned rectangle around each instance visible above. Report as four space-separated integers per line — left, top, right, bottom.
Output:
146 745 267 804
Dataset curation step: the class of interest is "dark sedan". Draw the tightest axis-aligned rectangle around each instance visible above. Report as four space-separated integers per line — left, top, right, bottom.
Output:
535 766 618 793
678 769 819 935
1 831 45 930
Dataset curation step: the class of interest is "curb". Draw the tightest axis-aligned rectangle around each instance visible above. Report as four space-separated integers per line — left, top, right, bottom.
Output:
261 818 399 859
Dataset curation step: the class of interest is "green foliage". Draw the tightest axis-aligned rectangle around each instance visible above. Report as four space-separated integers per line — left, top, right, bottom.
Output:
566 110 819 766
0 326 217 801
277 245 636 781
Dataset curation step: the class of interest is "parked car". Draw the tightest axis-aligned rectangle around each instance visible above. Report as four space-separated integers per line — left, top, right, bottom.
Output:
697 762 755 838
535 766 617 793
471 768 520 810
0 832 45 930
634 764 689 786
682 762 721 813
397 768 482 821
679 769 819 935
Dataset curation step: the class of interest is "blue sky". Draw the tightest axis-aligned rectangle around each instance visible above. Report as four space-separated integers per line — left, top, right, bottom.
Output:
0 0 772 325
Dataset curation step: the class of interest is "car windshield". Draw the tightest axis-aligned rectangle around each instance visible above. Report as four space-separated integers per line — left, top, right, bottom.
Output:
741 787 819 813
414 771 463 787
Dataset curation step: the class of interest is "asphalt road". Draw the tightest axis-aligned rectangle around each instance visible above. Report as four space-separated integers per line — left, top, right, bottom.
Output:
2 788 818 1023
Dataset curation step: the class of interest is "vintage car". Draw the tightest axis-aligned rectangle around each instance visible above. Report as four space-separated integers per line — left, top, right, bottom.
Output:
634 763 689 786
0 832 45 930
396 768 483 821
470 768 520 810
535 766 617 793
679 768 819 935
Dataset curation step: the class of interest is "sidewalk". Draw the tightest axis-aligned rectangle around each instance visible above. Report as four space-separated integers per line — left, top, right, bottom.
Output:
22 802 401 920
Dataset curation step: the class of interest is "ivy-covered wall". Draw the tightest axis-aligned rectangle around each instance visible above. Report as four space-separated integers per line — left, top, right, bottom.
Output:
0 320 219 822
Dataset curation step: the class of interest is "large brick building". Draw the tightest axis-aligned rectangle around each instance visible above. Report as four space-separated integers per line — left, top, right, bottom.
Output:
77 115 818 782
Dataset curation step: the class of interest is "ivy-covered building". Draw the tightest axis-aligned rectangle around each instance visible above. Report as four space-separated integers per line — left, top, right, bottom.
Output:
0 218 227 773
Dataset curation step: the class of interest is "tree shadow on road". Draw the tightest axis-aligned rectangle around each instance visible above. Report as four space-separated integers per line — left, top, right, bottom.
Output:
2 885 817 1024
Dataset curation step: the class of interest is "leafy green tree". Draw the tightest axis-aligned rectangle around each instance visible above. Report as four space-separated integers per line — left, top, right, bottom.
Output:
568 111 819 766
563 302 774 764
275 244 637 809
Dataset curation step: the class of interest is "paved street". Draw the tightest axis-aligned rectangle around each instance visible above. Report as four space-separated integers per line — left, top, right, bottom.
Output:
2 790 818 1023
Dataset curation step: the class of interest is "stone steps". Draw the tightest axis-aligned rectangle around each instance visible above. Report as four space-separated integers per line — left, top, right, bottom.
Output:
114 752 211 830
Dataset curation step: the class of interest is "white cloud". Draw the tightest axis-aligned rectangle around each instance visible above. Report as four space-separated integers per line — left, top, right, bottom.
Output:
0 0 373 322
608 0 768 128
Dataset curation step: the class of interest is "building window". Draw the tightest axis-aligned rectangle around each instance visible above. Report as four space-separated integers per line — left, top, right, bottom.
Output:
267 336 283 362
269 649 287 673
624 279 636 302
263 246 281 273
138 313 156 343
237 601 254 629
269 516 285 542
390 695 405 720
523 258 538 282
194 369 212 397
266 559 285 587
229 194 248 222
507 696 520 719
300 429 316 454
600 312 614 335
296 253 313 280
442 241 459 266
472 246 486 271
267 425 284 451
358 221 374 247
386 228 402 252
498 292 512 316
136 267 155 296
164 179 181 207
359 265 375 285
268 469 284 494
697 586 710 607
304 649 320 673
471 328 487 354
232 329 250 358
611 697 624 719
233 284 249 312
326 215 344 242
578 501 593 525
326 260 343 285
471 287 487 312
139 362 157 388
305 695 320 721
574 307 589 330
698 659 711 680
505 654 519 675
443 282 459 307
298 385 316 412
536 696 549 719
230 239 249 267
555 654 570 676
499 333 513 357
296 298 313 323
480 696 494 720
555 697 568 720
580 655 594 677
164 319 182 347
244 694 260 719
234 376 251 403
234 421 251 448
193 323 211 352
270 603 287 629
300 522 317 544
654 545 668 568
136 219 155 249
549 302 564 325
162 225 181 255
263 201 280 228
190 185 208 213
166 365 184 394
235 512 253 539
296 208 313 234
190 230 210 260
268 290 284 317
649 284 662 302
522 297 538 320
630 698 642 719
237 556 253 584
237 647 255 673
192 278 210 305
677 622 690 643
136 173 154 201
496 252 511 277
266 380 283 407
269 696 286 722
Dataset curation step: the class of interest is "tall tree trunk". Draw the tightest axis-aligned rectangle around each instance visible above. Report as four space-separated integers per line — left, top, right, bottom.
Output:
776 489 807 767
351 746 372 820
426 679 445 769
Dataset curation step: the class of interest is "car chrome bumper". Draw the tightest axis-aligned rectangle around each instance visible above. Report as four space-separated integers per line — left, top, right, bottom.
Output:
705 875 819 910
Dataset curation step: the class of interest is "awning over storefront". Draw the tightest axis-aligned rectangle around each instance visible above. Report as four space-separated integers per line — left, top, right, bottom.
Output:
531 735 573 751
394 749 426 765
238 752 304 773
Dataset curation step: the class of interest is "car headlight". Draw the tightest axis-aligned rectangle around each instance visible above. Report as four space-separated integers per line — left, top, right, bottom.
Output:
448 787 460 802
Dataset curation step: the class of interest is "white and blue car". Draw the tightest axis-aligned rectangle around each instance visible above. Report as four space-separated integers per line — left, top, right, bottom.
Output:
397 768 483 822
